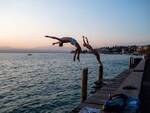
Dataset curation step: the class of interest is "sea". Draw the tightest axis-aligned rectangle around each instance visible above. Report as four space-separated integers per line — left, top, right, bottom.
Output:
0 53 130 113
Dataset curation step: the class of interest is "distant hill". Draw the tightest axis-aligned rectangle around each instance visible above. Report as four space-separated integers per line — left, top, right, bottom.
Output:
0 47 71 53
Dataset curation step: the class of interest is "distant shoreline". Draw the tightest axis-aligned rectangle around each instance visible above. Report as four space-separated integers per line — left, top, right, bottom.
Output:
0 52 143 56
0 51 70 53
0 44 149 54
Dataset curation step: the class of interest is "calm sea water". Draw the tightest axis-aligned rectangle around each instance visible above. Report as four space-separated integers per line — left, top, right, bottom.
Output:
0 53 129 113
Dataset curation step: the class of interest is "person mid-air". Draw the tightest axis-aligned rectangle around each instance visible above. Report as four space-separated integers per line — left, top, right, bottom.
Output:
45 35 81 61
83 36 102 65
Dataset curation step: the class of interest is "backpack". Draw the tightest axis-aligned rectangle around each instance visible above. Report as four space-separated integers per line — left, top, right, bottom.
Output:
102 94 128 113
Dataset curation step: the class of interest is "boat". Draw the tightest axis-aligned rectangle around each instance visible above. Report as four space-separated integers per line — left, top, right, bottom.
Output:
27 53 32 56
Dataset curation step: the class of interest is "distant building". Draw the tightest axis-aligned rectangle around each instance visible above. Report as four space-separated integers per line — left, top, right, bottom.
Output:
100 48 109 53
136 45 150 54
92 45 149 55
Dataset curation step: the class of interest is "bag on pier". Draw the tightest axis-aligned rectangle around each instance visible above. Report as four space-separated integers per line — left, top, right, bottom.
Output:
102 94 128 113
102 94 139 113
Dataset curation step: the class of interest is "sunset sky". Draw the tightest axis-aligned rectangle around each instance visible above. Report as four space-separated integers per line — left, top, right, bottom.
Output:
0 0 149 49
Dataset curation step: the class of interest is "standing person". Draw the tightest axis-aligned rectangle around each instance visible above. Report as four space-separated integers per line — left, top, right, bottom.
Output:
45 35 81 61
83 36 102 65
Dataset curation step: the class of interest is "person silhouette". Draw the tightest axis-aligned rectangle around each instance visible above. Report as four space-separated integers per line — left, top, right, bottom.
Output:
45 35 81 61
83 36 102 65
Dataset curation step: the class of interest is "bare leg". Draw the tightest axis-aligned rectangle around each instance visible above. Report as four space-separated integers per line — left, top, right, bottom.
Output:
73 49 78 61
77 48 81 62
96 53 102 66
97 56 102 66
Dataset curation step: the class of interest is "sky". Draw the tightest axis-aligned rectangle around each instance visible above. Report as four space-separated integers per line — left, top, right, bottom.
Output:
0 0 150 49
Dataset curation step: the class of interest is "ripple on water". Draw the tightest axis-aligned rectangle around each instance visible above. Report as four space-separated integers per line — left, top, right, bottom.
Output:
0 53 129 113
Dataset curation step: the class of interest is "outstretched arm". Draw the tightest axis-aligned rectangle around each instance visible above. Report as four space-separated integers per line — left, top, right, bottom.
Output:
82 36 86 45
45 35 61 41
83 36 93 50
85 37 89 44
52 41 60 45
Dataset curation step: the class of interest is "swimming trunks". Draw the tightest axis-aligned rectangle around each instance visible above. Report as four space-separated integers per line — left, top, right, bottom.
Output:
70 38 77 45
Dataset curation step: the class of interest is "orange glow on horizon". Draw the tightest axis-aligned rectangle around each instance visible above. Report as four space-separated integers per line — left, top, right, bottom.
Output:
0 37 104 49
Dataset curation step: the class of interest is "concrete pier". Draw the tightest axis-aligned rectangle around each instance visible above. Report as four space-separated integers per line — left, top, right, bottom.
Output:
71 58 145 113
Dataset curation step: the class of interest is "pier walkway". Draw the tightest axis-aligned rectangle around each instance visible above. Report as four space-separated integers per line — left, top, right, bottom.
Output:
71 59 145 113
